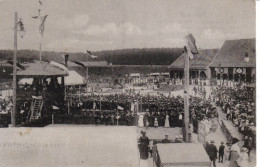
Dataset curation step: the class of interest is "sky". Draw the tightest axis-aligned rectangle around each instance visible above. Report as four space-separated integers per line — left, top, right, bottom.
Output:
0 0 255 52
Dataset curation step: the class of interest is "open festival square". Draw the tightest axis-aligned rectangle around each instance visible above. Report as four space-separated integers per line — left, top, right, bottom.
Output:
0 0 257 167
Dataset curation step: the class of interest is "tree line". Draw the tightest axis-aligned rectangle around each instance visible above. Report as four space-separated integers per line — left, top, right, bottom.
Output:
0 47 183 65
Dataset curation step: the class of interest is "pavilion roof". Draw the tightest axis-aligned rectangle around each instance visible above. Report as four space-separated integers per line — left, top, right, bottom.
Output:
168 49 218 70
16 62 67 77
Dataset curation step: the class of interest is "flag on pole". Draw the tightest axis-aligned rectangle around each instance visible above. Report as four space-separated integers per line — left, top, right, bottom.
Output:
87 50 98 59
39 15 48 37
71 61 86 69
185 34 198 57
117 105 124 111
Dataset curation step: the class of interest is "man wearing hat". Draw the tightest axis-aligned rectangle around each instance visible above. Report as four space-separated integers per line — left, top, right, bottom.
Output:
207 140 218 167
162 134 171 143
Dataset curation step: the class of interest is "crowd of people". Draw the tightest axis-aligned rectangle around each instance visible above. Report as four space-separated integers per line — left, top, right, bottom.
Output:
215 86 256 147
62 93 216 128
0 97 12 127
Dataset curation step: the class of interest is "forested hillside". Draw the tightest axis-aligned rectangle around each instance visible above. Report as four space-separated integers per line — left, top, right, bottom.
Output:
0 47 183 65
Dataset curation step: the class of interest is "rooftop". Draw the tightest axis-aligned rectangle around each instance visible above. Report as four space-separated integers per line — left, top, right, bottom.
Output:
16 62 67 77
210 38 256 68
168 49 218 70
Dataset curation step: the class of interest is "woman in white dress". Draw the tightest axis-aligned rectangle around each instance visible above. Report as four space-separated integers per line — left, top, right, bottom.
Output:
138 113 144 127
229 138 241 167
164 114 170 128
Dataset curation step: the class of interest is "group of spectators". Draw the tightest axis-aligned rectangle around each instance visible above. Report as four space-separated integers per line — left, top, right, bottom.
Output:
215 86 255 146
0 98 12 114
57 93 217 129
0 98 12 127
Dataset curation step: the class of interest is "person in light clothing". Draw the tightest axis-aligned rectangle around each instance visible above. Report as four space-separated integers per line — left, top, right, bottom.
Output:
229 138 241 167
164 114 170 128
154 118 158 128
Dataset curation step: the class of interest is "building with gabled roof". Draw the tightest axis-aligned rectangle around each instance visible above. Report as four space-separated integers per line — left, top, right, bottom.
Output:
209 38 255 83
168 49 218 85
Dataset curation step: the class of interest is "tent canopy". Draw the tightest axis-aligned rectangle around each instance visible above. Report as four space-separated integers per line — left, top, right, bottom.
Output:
16 62 67 77
18 70 85 86
155 143 210 167
64 70 85 86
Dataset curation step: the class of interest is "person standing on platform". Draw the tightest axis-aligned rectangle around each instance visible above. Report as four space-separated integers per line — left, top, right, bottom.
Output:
208 140 218 167
218 142 225 163
138 130 149 160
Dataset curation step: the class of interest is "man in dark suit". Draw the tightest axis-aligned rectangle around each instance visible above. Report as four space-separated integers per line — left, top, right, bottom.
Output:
207 140 218 167
162 134 171 143
218 142 225 163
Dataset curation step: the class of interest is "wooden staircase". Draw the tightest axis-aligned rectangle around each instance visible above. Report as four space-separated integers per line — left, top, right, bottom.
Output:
29 96 43 121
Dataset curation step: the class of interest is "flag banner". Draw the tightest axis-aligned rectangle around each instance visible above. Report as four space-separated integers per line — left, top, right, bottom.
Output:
39 15 48 37
71 61 86 69
87 50 98 59
50 61 69 73
185 34 199 56
117 105 124 111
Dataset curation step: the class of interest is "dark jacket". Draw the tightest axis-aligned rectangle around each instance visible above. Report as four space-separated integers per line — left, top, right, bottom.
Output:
219 145 225 155
207 144 218 159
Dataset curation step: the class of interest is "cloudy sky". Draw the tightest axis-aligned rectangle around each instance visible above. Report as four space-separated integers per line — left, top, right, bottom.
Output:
0 0 255 52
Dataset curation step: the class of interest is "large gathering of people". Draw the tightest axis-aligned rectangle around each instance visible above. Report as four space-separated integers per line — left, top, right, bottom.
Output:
215 86 256 146
57 93 215 129
0 80 257 166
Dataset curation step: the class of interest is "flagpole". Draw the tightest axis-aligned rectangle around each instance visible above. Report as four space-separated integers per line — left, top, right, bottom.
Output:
116 94 119 126
39 41 42 62
86 67 88 92
184 46 191 142
12 12 18 127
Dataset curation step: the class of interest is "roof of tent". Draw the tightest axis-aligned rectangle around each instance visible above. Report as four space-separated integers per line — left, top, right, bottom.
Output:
65 70 85 86
16 62 67 77
18 70 85 86
156 143 210 166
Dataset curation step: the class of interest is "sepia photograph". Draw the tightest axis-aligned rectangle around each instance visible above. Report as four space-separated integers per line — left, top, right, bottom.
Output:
0 0 256 166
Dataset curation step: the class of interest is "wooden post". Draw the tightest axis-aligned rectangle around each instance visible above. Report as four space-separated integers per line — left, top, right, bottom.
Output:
52 114 54 124
86 67 88 92
39 42 42 62
12 12 18 127
184 48 190 142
